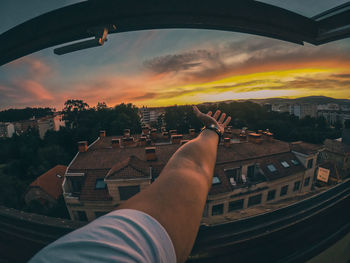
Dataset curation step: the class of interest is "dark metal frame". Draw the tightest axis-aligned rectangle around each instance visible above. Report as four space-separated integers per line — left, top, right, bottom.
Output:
0 0 350 66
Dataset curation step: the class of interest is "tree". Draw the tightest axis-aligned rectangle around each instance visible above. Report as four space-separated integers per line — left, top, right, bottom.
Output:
63 99 90 128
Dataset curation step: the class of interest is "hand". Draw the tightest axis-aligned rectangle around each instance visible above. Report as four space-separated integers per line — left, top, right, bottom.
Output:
193 106 231 135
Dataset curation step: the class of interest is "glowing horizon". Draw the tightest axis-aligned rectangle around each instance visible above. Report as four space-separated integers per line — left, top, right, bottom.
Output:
1 29 350 110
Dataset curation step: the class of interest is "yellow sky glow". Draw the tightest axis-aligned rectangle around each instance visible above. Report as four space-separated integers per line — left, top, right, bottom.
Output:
135 67 350 106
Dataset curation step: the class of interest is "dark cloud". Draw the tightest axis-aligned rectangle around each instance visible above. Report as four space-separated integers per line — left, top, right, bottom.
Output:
142 37 350 84
143 50 216 73
331 74 350 79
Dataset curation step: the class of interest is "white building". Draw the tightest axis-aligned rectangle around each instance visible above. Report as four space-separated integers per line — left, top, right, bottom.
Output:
0 122 15 138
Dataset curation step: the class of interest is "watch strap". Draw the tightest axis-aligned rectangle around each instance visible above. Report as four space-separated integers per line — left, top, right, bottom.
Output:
201 124 222 143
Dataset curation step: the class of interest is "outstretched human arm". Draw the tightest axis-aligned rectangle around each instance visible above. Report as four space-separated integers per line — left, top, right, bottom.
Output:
118 107 231 263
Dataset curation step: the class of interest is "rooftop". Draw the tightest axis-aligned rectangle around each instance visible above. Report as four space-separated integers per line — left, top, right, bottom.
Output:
67 131 317 200
30 165 67 200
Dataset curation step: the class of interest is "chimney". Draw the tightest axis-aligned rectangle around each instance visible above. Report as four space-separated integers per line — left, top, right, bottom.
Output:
142 126 150 136
123 129 130 138
145 147 157 161
180 139 189 145
99 130 106 138
162 131 169 140
239 134 247 142
78 141 88 153
139 136 147 146
169 130 177 136
111 138 120 148
146 138 152 146
224 137 231 148
224 130 233 139
189 128 196 136
171 134 183 144
122 136 134 146
248 133 262 144
150 129 158 140
263 132 274 142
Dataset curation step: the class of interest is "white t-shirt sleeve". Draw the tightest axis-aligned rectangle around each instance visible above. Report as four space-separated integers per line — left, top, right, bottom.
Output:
29 209 176 263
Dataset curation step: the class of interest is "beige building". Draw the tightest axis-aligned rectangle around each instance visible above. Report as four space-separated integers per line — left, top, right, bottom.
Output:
63 129 322 224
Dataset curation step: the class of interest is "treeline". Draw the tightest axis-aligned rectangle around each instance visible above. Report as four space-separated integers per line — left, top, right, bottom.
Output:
0 100 141 216
0 107 53 122
164 101 342 144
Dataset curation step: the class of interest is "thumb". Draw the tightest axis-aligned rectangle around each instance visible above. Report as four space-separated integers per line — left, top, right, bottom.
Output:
193 105 201 116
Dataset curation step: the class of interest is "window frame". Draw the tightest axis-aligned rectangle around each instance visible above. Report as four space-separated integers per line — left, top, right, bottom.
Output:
304 177 310 186
211 203 224 216
248 193 262 207
95 178 107 189
228 199 244 212
267 164 277 172
293 181 301 192
281 161 290 168
280 185 288 196
307 159 314 169
267 189 276 201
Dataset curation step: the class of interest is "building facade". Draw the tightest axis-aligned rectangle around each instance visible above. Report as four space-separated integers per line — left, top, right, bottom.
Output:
0 122 15 138
62 128 322 224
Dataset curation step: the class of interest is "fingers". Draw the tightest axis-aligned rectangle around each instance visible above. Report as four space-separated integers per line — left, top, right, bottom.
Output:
193 106 201 117
218 113 226 123
223 116 231 126
213 110 221 120
207 111 212 116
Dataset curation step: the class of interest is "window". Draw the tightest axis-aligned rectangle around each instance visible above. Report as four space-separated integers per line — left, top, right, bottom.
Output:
281 161 290 168
95 211 108 218
212 204 224 216
70 177 83 193
247 165 255 179
228 199 244 212
224 168 240 178
307 159 314 169
248 194 262 207
293 181 301 192
304 177 310 186
291 159 299 165
77 211 88 221
119 185 140 200
267 164 277 172
267 189 276 201
280 185 288 196
95 178 106 189
212 176 221 185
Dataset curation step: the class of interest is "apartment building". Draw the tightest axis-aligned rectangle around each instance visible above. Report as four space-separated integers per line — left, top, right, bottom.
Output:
62 129 322 224
0 122 15 138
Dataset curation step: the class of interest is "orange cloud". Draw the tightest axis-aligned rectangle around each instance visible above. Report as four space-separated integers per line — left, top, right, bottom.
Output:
18 80 54 101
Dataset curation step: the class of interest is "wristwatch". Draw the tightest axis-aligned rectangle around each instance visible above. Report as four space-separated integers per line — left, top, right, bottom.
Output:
201 124 223 143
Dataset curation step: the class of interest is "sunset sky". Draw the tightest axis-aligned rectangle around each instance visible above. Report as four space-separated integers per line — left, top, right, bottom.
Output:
1 0 350 110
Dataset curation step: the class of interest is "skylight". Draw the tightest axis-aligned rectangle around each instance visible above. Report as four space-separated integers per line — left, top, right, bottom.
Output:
291 159 300 165
267 164 277 172
212 176 221 185
281 161 290 168
95 178 106 189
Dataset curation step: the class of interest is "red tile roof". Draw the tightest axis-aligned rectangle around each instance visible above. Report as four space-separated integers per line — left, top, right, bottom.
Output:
68 135 316 199
79 169 113 201
106 156 149 180
30 165 67 200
